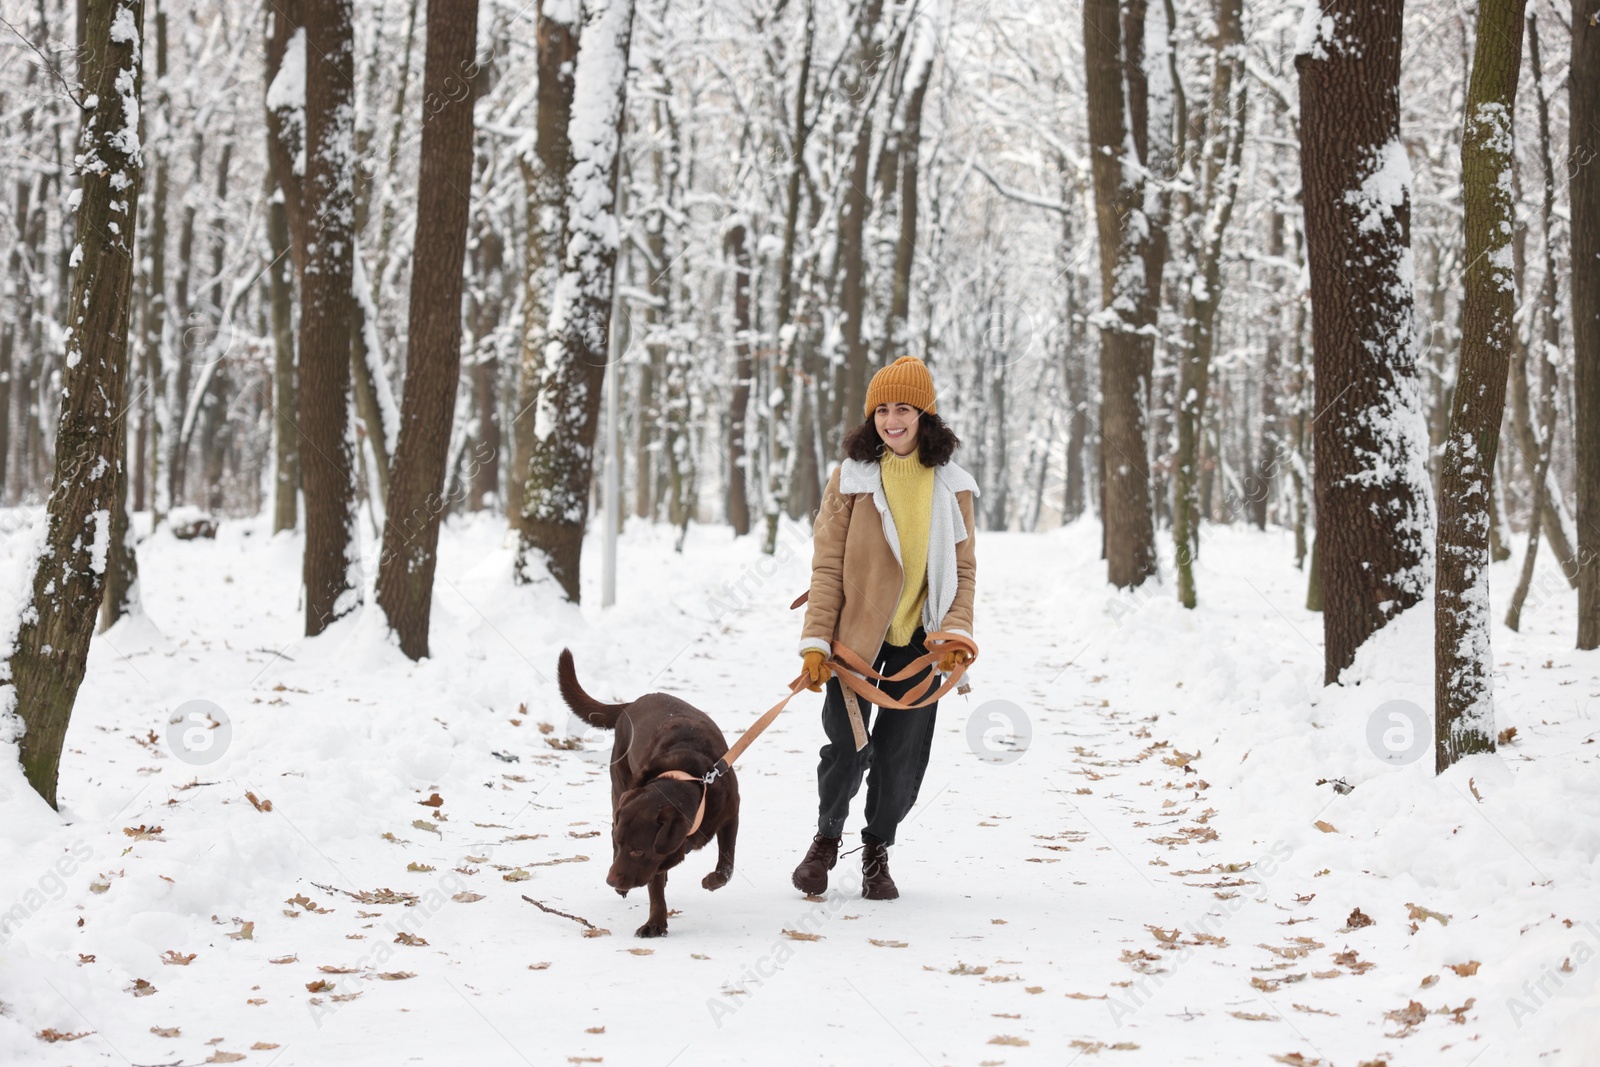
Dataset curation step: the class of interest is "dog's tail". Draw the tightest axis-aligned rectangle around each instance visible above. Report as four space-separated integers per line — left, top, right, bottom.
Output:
556 648 630 729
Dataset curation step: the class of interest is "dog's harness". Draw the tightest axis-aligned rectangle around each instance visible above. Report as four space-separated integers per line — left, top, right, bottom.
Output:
647 629 978 836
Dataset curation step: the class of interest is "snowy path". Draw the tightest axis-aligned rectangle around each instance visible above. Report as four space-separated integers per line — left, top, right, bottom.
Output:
1 512 1595 1065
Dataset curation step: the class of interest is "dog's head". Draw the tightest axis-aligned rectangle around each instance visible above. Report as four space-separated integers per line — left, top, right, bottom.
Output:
605 781 697 894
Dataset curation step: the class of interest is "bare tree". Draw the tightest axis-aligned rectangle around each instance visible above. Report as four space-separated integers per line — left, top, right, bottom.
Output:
1506 14 1567 630
1296 0 1433 683
510 0 580 551
1575 0 1600 648
1435 0 1527 772
1084 0 1157 588
725 220 753 536
299 0 362 634
266 158 298 534
518 0 637 599
8 0 145 807
1172 0 1245 608
376 0 481 658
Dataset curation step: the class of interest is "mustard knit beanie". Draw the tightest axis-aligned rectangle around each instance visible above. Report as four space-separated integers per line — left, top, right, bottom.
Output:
864 356 937 419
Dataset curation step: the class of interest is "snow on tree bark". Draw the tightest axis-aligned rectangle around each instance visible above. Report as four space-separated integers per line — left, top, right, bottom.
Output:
1295 0 1434 684
1435 0 1527 772
510 1 580 552
298 0 362 634
6 0 145 808
1084 0 1158 589
519 0 636 600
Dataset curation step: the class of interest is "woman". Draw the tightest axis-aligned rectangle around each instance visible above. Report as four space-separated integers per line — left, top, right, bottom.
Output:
791 356 978 900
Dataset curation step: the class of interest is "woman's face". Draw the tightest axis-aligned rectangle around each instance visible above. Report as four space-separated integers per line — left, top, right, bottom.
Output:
874 403 920 457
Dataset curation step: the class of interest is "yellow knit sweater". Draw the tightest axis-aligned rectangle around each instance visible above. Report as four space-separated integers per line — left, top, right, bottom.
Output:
880 448 935 645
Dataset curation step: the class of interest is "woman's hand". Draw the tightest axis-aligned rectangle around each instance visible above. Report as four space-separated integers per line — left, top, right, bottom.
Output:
801 649 833 692
937 649 971 674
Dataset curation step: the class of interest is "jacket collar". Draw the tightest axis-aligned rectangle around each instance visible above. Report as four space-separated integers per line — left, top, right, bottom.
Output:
838 455 980 497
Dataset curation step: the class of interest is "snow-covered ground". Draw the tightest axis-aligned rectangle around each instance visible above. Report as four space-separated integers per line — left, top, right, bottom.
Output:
0 506 1596 1066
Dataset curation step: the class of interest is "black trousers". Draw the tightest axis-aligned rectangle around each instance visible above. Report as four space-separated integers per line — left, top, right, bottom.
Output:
815 625 939 847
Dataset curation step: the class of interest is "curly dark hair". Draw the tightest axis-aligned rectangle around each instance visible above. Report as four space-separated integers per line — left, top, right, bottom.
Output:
841 407 961 466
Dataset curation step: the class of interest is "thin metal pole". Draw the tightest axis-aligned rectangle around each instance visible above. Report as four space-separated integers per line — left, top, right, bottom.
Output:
602 243 622 609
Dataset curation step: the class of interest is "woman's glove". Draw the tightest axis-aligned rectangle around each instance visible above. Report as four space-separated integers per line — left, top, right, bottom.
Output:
937 649 971 674
801 649 833 692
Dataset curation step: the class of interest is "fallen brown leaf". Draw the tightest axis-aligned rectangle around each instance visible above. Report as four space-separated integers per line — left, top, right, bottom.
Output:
1406 902 1451 927
36 1028 90 1042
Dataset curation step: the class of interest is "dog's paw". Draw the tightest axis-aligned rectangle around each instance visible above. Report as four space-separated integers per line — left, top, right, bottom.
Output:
635 920 669 938
702 870 730 891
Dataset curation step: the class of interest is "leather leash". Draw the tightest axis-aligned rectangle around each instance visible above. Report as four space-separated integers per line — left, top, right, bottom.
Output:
648 630 979 834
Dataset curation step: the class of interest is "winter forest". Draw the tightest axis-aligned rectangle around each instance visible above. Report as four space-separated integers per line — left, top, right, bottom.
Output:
0 0 1597 1063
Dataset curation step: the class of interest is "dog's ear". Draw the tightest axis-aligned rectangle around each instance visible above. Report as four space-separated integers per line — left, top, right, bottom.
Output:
653 806 681 855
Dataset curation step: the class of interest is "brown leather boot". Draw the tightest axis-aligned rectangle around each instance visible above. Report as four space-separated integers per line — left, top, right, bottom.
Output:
791 833 841 895
861 839 899 900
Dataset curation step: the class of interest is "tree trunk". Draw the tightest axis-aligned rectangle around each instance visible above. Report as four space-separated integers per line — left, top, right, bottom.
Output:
725 222 753 535
468 226 504 512
1507 13 1570 629
1296 0 1433 684
1574 0 1600 648
196 137 232 513
1435 0 1526 772
298 0 361 635
510 2 579 546
1084 0 1157 588
1290 248 1310 570
837 0 885 429
376 0 480 659
762 0 814 556
166 135 199 507
1173 0 1245 608
882 17 930 363
267 159 299 533
350 251 392 506
1253 207 1285 532
370 0 422 310
7 0 144 808
518 0 636 600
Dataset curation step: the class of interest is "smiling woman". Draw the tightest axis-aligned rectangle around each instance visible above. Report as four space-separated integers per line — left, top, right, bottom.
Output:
793 356 980 901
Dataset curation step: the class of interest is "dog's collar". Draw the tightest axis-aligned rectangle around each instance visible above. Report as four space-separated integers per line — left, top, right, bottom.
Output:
649 761 729 836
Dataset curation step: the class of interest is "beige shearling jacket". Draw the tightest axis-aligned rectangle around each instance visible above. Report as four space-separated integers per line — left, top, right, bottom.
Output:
798 455 979 670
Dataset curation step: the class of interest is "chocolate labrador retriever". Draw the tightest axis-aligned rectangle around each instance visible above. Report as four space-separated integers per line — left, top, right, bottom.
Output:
556 648 738 937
